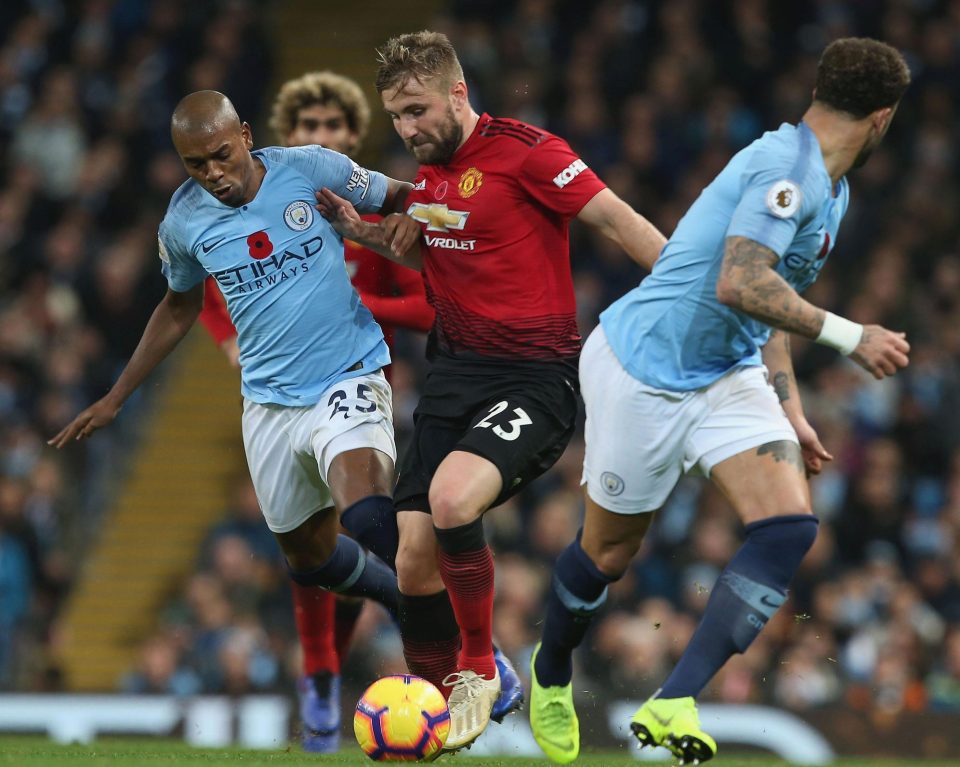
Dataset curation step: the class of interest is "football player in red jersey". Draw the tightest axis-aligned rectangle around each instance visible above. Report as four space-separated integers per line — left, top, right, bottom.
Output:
317 31 666 751
196 71 433 754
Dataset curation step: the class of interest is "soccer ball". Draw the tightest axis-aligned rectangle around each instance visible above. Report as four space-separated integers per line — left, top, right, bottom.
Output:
354 674 450 761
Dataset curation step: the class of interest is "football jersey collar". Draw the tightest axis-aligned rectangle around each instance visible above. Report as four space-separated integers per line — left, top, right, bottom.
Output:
205 149 271 210
450 113 489 162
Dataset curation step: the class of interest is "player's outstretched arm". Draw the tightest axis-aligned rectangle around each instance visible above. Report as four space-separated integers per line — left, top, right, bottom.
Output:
718 236 909 379
717 236 824 334
316 188 423 270
48 284 204 448
576 188 667 272
762 329 832 475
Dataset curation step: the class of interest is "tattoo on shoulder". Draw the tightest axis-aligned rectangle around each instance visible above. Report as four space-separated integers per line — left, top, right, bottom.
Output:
772 371 791 402
757 440 804 474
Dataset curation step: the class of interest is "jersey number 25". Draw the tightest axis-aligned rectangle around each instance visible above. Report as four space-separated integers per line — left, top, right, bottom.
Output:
328 383 378 420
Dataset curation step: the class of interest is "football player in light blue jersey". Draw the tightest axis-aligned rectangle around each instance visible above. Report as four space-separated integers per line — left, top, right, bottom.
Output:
50 91 422 648
529 39 912 765
602 119 851 391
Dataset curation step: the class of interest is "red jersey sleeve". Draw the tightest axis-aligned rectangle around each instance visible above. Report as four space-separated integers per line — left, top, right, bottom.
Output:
197 276 236 345
517 135 606 218
359 261 434 333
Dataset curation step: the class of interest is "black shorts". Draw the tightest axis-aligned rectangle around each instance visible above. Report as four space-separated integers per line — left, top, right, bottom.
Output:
395 354 580 514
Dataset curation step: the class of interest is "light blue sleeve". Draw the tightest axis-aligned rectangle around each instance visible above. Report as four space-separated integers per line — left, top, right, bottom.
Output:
158 208 206 292
726 151 822 258
262 145 388 213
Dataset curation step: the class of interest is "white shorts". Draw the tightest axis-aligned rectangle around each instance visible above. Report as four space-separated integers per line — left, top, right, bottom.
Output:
581 325 798 514
241 371 396 533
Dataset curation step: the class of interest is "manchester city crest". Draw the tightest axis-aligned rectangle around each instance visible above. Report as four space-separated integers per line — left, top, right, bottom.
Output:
284 200 314 231
600 471 625 496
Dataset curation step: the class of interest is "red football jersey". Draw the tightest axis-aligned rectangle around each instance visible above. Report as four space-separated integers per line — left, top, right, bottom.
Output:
198 214 432 355
199 276 236 345
343 231 434 350
408 114 605 360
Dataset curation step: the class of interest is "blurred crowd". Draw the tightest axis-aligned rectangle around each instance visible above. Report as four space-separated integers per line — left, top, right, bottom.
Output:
3 0 960 734
0 0 272 689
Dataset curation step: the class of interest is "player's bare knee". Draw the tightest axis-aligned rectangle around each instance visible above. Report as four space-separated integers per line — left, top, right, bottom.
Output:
327 447 394 509
276 513 338 571
580 532 636 578
396 545 441 594
428 484 482 529
282 542 333 572
586 541 636 579
395 532 437 583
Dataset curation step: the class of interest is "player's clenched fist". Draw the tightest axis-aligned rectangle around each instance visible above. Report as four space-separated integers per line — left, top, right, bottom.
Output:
849 325 910 379
48 397 121 448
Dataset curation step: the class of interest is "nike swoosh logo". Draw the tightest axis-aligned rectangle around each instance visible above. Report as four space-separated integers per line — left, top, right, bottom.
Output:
648 711 670 726
201 237 225 253
760 594 784 608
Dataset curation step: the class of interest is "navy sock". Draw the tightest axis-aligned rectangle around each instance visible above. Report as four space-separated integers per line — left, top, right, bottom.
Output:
289 534 399 616
340 495 398 570
660 514 818 699
433 517 486 554
535 533 614 687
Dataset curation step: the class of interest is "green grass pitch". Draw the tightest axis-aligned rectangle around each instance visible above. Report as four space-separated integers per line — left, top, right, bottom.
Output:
0 738 953 767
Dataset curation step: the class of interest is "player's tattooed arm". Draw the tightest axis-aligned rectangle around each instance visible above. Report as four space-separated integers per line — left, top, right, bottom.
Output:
762 329 798 409
718 236 826 339
760 327 833 476
723 237 910 380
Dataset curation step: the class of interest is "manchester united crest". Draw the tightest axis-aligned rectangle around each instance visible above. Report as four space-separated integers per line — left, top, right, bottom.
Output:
458 167 483 199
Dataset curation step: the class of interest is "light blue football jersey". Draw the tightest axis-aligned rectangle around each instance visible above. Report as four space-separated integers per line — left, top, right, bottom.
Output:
602 121 849 391
158 145 390 405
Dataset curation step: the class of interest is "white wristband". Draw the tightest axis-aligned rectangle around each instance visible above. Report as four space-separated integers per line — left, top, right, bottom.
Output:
815 311 863 355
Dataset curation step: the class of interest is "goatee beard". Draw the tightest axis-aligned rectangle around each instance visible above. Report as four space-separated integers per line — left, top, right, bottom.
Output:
416 123 463 166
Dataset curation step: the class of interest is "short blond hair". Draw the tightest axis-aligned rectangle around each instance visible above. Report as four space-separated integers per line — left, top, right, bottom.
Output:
375 30 464 95
269 71 371 148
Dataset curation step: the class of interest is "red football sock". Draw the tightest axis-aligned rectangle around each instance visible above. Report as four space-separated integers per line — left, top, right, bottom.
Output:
437 545 496 679
333 597 364 663
291 582 338 676
403 635 462 699
398 591 461 699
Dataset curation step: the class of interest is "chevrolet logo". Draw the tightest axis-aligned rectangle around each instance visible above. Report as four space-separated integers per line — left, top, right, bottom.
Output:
407 202 469 232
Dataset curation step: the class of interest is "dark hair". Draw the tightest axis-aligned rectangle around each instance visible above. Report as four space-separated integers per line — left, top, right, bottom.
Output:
375 30 464 95
814 38 910 118
269 71 370 148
